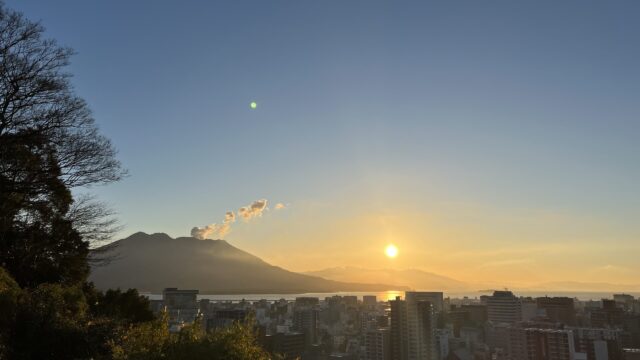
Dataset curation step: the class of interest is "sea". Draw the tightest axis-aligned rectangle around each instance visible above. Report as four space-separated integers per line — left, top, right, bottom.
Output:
142 290 640 302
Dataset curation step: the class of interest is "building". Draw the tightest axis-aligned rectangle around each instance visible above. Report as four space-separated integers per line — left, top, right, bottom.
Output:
263 332 306 360
293 307 319 346
521 298 539 321
622 349 640 360
206 308 249 331
390 294 437 360
343 295 358 307
487 291 522 324
460 304 488 324
162 287 198 308
391 297 410 360
329 353 356 359
295 297 319 307
414 300 436 360
162 288 199 331
614 295 635 312
448 308 470 336
591 300 624 328
537 297 576 325
486 322 511 352
435 329 450 360
570 327 623 360
507 327 576 360
364 295 378 308
623 315 640 348
460 327 482 350
365 328 391 360
407 292 444 312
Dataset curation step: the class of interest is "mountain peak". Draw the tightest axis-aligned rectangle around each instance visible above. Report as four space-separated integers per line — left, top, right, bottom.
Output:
90 233 406 293
125 231 173 241
305 266 471 292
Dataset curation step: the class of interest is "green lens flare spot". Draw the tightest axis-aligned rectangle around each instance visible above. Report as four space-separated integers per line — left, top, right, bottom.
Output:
250 101 257 109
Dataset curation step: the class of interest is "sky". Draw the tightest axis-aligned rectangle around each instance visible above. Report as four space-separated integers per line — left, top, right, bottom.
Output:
7 0 640 287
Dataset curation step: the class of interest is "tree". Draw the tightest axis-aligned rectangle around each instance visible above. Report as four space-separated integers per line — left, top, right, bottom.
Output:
0 266 93 359
11 283 90 359
0 2 125 287
110 316 275 360
0 267 20 358
88 287 155 324
0 4 278 358
1 266 159 359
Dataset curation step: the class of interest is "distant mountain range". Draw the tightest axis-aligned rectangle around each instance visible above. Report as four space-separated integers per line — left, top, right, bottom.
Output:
89 232 409 294
304 267 640 293
527 281 640 292
90 233 640 294
304 266 472 292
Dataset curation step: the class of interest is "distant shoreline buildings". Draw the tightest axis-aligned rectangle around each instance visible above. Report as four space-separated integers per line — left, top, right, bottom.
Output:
153 288 640 360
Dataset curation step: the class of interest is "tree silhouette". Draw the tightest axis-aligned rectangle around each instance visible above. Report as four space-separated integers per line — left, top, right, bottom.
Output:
0 3 125 287
0 4 275 358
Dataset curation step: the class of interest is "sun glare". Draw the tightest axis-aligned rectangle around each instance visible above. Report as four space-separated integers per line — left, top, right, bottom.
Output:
385 244 398 258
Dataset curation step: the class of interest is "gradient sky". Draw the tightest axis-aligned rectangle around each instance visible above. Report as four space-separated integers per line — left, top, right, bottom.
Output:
8 0 640 287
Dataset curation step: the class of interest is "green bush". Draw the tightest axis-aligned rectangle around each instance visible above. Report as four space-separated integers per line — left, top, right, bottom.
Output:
111 315 274 360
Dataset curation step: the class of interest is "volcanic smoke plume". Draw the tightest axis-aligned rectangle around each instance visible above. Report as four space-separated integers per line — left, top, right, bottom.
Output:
191 210 236 239
191 199 273 239
238 199 268 221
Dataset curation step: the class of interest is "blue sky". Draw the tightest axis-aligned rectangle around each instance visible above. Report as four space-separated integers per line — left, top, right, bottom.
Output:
7 0 640 283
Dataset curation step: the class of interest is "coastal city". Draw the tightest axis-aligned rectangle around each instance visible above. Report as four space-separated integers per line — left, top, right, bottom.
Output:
2 1 640 359
157 288 640 360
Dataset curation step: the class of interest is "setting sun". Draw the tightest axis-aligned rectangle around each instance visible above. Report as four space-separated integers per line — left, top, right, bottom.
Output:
385 244 398 258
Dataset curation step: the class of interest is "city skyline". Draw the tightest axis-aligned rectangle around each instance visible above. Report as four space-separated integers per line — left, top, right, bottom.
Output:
6 0 640 286
2 2 640 359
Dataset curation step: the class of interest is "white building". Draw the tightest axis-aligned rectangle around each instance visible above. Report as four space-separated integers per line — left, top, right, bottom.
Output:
486 291 522 324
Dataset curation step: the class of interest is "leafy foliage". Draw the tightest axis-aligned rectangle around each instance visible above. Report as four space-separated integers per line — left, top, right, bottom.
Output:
111 315 274 360
88 286 155 324
0 3 275 358
0 1 123 288
0 268 162 359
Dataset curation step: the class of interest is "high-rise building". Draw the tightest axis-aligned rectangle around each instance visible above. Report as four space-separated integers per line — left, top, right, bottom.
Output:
460 304 488 324
343 296 358 307
521 298 539 321
407 292 444 312
263 332 306 360
486 322 511 352
537 297 577 325
435 329 450 360
413 300 436 360
591 300 625 328
391 297 409 360
162 288 199 331
365 328 391 360
390 294 437 360
507 327 576 360
570 327 623 360
487 291 522 324
623 315 640 349
364 295 378 307
293 307 319 346
448 308 470 337
614 295 635 312
206 309 249 331
162 287 198 309
295 297 319 307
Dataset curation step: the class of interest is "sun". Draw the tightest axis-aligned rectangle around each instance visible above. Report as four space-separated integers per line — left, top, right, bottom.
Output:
385 244 398 258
